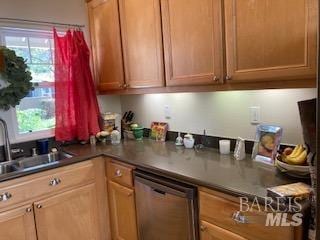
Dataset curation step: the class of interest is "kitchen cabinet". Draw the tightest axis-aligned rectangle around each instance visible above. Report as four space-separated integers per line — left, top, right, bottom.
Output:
108 181 138 240
161 0 224 86
87 0 316 93
88 0 125 91
34 184 100 240
0 204 37 240
106 160 138 240
224 0 317 83
0 158 109 240
199 188 302 240
119 0 164 88
200 220 247 240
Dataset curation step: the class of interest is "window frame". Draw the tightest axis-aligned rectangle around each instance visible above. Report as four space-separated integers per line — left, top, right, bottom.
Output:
0 27 55 143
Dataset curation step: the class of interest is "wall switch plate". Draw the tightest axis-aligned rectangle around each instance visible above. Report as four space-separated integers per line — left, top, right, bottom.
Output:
164 105 171 119
250 106 260 124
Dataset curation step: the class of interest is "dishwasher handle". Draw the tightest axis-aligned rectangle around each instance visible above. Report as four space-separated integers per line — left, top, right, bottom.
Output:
134 172 196 199
152 188 166 195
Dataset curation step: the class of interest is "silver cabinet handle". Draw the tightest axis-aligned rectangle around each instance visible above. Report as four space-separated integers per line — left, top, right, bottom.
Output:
36 204 42 209
49 178 61 186
200 225 207 232
225 75 232 81
232 211 248 224
0 192 12 202
26 207 32 213
115 169 122 177
213 76 219 82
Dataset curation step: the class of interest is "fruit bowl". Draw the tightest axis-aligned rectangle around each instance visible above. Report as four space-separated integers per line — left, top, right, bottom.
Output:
276 144 310 178
276 158 310 176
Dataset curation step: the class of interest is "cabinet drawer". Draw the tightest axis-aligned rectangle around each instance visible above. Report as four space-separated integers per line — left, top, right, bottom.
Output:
0 161 95 210
199 190 295 240
107 161 134 187
200 220 247 240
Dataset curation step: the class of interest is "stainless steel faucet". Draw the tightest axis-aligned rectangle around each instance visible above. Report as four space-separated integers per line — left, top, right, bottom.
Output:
0 119 12 162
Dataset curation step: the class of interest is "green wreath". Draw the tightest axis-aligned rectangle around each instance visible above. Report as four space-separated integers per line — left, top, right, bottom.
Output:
0 46 33 110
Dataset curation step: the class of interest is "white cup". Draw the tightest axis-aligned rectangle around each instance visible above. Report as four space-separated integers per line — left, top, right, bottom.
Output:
219 140 231 154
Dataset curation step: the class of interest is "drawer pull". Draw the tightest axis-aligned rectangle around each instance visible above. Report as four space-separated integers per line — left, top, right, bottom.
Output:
49 178 61 186
232 211 248 224
200 225 207 232
213 76 219 82
0 192 12 202
26 207 32 213
36 204 42 209
115 169 122 177
225 75 232 81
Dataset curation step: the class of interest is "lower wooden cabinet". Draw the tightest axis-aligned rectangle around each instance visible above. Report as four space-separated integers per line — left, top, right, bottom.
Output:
200 220 247 240
34 184 100 240
108 180 138 240
199 188 302 240
0 204 37 240
0 159 109 240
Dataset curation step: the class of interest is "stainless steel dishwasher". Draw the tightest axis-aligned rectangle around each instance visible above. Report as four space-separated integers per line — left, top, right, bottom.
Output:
134 170 198 240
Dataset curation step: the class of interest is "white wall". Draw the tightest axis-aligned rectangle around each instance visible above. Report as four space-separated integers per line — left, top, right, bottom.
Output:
0 0 122 145
120 89 317 145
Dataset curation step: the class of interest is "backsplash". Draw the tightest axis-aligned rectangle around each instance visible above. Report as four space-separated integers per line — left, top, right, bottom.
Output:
120 88 317 145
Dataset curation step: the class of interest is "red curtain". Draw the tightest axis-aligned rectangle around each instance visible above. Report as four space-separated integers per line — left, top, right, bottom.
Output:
54 29 100 141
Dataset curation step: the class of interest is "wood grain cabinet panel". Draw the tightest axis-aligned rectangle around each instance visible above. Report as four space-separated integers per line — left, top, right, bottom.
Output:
119 0 164 88
0 204 37 240
88 0 125 91
161 0 224 86
34 184 101 240
224 0 317 83
199 190 297 240
107 161 134 188
200 220 247 240
108 180 138 240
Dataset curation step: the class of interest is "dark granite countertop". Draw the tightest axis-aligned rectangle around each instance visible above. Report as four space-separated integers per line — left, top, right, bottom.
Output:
0 139 306 207
62 139 299 202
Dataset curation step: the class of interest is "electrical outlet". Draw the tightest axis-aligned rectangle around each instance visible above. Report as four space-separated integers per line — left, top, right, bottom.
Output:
250 106 260 124
164 105 171 119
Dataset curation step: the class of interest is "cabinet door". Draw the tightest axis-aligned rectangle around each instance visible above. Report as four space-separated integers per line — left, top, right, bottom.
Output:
34 184 101 240
88 0 125 91
0 204 37 240
108 180 138 240
119 0 164 88
161 0 223 86
224 0 317 83
200 220 247 240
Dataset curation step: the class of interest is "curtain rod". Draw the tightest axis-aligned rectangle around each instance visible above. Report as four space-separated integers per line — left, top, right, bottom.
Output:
0 17 85 28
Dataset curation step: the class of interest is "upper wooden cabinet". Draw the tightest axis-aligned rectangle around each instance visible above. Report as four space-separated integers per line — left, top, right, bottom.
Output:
119 0 164 88
224 0 317 83
161 0 224 86
88 0 125 91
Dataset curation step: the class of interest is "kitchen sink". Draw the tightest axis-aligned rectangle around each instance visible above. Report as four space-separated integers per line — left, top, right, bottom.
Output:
0 151 73 175
0 164 19 174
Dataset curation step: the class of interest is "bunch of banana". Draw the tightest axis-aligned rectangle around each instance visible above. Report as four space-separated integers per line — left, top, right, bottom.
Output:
282 145 307 165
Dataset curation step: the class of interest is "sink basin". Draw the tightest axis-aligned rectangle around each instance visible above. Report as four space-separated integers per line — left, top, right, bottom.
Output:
16 152 73 169
0 164 19 174
0 151 73 175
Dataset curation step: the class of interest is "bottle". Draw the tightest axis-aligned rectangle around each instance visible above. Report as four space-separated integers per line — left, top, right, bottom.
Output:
111 127 121 145
175 132 183 146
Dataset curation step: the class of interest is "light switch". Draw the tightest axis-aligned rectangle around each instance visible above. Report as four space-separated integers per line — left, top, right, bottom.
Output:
164 105 171 119
250 106 260 124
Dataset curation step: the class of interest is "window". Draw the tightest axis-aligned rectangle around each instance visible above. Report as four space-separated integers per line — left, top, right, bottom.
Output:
0 28 55 136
